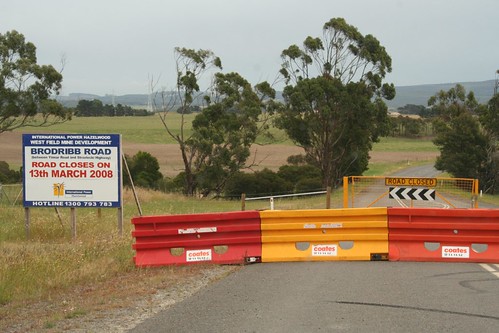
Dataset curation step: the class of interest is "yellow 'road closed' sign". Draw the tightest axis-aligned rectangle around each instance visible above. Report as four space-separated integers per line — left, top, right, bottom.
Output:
384 177 437 187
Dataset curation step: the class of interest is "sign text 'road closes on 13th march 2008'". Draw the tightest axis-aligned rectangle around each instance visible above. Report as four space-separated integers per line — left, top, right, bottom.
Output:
22 134 121 208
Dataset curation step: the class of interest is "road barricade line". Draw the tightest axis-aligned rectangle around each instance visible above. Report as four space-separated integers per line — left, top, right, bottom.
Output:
132 211 262 266
131 207 499 266
388 208 499 263
260 208 388 262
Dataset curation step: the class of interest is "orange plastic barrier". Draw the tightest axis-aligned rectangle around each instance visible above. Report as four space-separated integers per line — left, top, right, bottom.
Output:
132 211 261 266
388 208 499 262
260 208 388 262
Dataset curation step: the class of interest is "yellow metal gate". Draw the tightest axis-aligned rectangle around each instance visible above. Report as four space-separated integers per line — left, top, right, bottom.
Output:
343 176 478 209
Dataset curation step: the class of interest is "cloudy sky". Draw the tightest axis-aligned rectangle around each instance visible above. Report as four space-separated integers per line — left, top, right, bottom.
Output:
1 0 498 96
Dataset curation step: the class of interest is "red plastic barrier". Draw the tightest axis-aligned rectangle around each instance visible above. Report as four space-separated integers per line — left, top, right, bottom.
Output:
388 208 499 263
132 211 261 266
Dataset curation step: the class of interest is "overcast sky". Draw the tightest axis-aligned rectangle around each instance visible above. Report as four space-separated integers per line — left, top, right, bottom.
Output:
1 0 498 96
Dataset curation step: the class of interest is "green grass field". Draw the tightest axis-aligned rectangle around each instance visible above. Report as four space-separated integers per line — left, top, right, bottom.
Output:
22 114 290 145
24 115 187 144
372 136 437 152
19 115 438 151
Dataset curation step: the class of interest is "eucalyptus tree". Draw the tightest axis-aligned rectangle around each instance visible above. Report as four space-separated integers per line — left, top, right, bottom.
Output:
189 73 276 196
154 47 274 196
480 92 499 138
276 18 395 187
430 84 498 193
480 93 499 193
153 48 221 195
0 30 70 134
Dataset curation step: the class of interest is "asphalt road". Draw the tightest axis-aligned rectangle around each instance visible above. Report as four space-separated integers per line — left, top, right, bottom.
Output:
391 163 440 178
129 262 499 333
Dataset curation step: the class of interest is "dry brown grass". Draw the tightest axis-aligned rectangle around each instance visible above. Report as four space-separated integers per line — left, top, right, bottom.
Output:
1 263 240 332
0 186 246 332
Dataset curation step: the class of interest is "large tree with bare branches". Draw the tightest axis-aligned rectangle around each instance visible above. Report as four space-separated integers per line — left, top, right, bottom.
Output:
276 18 395 187
0 30 70 134
154 47 275 196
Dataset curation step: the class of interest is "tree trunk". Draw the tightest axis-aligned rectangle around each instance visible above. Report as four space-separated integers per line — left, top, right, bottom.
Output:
180 144 196 196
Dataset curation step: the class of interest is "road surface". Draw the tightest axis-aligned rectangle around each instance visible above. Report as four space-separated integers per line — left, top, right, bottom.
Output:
129 262 499 332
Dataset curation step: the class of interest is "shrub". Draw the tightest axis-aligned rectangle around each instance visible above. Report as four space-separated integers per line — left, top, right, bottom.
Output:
224 169 292 198
123 151 163 189
0 161 21 184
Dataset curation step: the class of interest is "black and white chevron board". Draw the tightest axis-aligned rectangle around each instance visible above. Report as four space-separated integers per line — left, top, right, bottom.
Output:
389 187 436 201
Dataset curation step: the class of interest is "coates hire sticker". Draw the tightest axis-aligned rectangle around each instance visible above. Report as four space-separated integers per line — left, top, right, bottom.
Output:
442 246 470 258
312 244 338 256
186 249 212 262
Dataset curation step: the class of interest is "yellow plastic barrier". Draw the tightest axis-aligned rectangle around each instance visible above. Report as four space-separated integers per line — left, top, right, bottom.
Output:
260 208 388 262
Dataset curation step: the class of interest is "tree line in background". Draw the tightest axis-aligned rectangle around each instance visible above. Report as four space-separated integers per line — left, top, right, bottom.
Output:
73 99 152 117
1 25 498 194
123 151 323 198
389 104 435 137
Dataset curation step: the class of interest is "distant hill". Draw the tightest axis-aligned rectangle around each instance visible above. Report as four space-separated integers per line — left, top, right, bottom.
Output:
386 80 496 109
57 93 150 108
57 80 497 110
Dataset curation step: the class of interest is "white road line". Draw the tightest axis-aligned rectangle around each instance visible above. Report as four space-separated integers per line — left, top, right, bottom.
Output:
395 197 407 207
479 263 499 278
480 263 495 272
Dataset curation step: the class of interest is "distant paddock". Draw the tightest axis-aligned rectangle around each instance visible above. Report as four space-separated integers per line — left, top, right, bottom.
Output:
0 131 438 177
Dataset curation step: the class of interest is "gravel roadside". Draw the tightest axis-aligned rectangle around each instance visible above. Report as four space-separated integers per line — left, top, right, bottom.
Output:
1 265 241 333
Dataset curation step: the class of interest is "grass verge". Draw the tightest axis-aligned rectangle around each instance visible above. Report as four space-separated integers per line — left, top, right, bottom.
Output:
0 187 247 331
